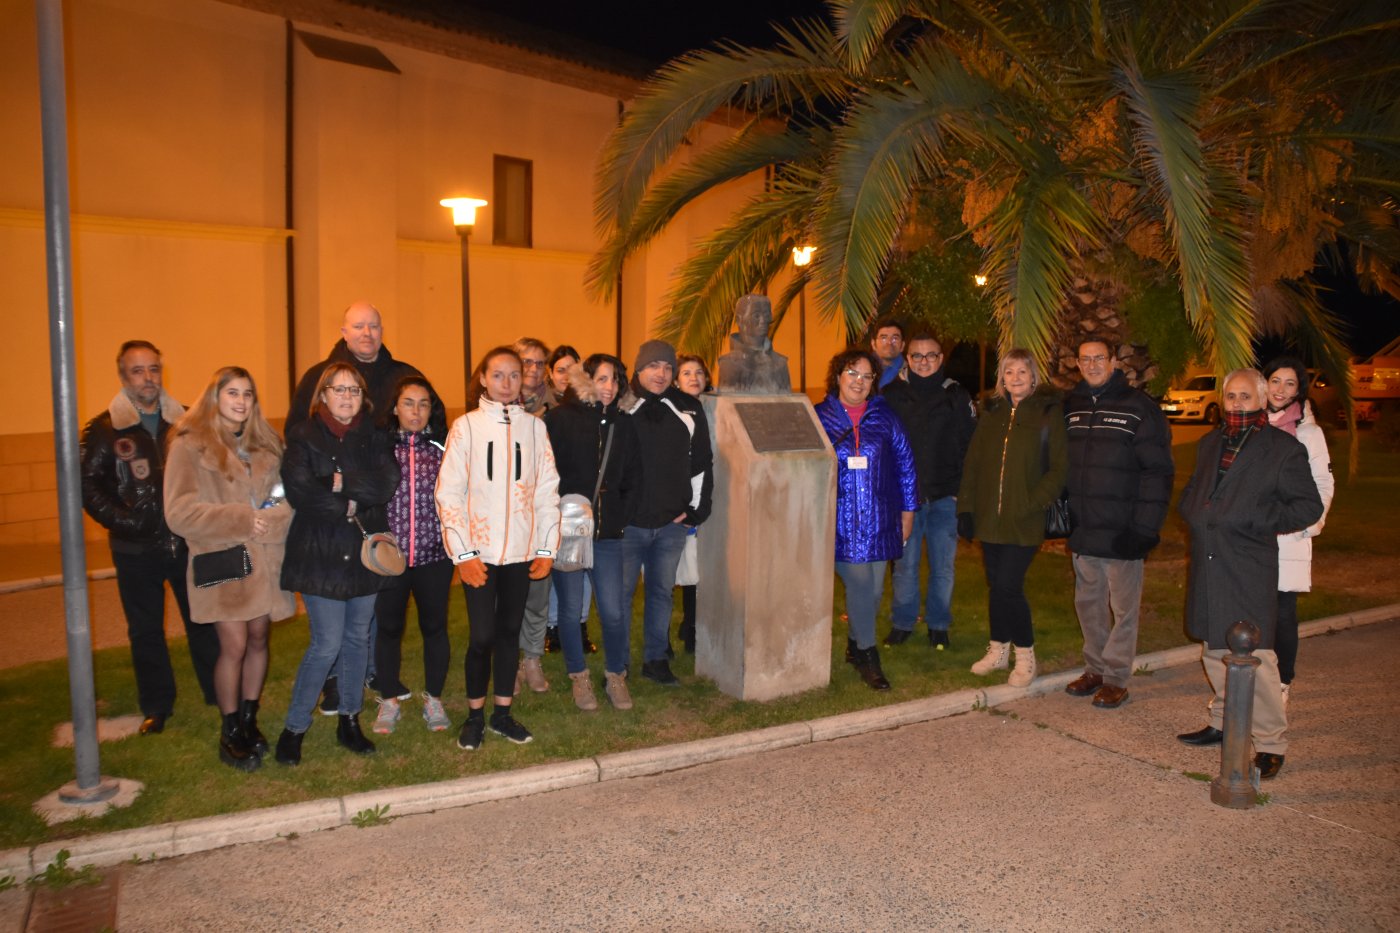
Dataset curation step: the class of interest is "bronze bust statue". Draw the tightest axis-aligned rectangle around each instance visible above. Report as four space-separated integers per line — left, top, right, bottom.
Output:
717 294 791 395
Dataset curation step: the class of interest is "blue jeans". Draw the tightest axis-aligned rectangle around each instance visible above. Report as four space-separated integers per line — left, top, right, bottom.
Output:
836 560 885 650
621 523 688 663
548 575 591 627
890 496 958 632
592 539 630 674
552 567 593 674
284 593 376 733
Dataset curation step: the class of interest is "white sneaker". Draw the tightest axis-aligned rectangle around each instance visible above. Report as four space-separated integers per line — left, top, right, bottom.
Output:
421 693 450 732
1007 645 1037 687
372 697 400 735
970 641 1011 676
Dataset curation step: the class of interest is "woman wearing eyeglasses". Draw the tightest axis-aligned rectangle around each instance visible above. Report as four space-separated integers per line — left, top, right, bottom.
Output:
956 349 1068 687
816 348 918 690
275 362 400 765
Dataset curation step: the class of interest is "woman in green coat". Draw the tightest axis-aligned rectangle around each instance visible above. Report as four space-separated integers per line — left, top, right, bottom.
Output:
957 349 1067 687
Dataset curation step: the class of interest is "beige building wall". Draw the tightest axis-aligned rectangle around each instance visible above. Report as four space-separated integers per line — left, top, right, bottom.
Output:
0 0 848 546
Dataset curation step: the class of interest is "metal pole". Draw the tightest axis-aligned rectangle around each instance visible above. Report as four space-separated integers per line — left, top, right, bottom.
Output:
1211 620 1262 809
457 225 473 402
798 285 807 394
36 0 118 803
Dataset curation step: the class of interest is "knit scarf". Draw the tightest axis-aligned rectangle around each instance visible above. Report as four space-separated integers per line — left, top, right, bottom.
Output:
1218 408 1267 479
1268 400 1302 437
318 406 362 439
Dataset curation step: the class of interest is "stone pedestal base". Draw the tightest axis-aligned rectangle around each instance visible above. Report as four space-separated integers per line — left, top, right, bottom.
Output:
696 395 835 700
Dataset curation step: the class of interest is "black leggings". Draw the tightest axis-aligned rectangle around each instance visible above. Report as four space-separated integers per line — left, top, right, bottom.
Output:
1276 590 1300 685
462 562 530 701
981 542 1038 648
374 558 454 698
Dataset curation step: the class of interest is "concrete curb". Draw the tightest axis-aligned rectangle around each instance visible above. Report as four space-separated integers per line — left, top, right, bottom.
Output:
0 567 115 596
7 603 1396 879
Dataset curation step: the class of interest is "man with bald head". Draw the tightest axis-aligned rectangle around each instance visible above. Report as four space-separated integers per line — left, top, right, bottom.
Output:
285 301 422 431
1176 368 1322 780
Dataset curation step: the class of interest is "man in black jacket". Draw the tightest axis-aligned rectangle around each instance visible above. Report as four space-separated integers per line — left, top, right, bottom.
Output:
1062 337 1174 709
1175 368 1321 780
285 301 421 430
623 340 713 686
80 341 219 734
881 333 976 649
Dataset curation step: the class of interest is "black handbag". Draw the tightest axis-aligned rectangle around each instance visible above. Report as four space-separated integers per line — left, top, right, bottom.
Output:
192 545 252 588
1040 420 1072 540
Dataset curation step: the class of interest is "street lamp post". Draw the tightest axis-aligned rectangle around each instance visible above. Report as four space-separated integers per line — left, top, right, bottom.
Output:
792 245 815 393
441 197 488 402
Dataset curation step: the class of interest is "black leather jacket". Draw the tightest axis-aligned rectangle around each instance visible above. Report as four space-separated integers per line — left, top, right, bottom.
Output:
80 393 181 554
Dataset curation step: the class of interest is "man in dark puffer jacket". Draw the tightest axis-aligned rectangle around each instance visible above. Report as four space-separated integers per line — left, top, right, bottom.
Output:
1061 336 1174 709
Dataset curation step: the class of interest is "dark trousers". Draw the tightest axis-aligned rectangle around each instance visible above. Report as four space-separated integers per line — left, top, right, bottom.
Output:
1276 590 1300 685
462 562 530 701
111 544 219 716
980 542 1038 648
373 558 454 698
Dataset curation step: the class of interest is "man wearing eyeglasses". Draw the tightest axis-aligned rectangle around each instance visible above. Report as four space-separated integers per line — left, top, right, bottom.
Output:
512 336 555 692
881 333 977 649
1062 336 1174 709
870 317 907 388
285 301 422 431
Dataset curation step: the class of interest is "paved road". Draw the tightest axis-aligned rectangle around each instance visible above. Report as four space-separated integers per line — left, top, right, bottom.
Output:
68 620 1397 931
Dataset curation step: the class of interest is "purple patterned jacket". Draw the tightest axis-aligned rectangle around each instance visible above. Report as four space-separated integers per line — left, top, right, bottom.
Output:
387 430 448 567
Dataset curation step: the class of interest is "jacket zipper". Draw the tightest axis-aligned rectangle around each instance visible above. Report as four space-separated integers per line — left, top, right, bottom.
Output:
407 436 416 567
997 403 1017 516
501 406 512 558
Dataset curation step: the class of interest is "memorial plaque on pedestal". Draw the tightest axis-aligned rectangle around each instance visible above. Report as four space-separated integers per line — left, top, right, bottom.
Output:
696 395 836 701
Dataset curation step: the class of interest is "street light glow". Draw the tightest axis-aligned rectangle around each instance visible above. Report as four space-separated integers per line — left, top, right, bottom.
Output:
792 245 815 267
440 197 488 227
974 274 988 287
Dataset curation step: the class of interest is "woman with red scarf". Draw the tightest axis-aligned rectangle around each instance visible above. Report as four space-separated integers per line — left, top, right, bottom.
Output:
275 362 400 765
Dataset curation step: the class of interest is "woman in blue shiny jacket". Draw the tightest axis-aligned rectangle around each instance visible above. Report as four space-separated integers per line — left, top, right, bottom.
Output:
816 348 918 690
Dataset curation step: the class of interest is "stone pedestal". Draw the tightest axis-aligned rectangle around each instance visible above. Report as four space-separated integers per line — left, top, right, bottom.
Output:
696 395 835 700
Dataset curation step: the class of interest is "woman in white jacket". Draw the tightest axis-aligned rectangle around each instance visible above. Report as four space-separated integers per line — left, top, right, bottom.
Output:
1264 357 1335 707
436 346 560 751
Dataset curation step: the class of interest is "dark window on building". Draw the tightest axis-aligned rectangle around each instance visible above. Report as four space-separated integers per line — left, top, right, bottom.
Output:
493 156 533 248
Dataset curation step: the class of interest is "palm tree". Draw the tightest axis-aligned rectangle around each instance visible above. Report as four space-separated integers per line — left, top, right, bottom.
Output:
588 0 1400 391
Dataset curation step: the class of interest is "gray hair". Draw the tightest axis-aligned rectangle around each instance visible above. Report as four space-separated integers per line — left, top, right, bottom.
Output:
1224 367 1267 400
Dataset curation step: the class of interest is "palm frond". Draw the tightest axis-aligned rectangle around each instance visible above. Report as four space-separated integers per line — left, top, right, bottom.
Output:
813 48 1007 335
976 160 1105 360
832 0 908 71
1115 54 1256 372
592 24 846 240
655 187 815 359
587 124 822 301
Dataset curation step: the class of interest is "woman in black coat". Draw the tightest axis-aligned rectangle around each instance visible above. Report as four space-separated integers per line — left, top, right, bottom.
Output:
274 362 400 765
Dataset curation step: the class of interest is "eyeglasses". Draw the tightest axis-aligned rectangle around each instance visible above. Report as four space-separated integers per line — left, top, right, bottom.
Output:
325 385 363 397
843 370 875 382
909 352 943 363
522 360 547 369
1078 355 1109 365
875 334 903 344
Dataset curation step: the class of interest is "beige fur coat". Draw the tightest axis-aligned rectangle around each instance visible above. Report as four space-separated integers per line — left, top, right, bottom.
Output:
164 435 295 623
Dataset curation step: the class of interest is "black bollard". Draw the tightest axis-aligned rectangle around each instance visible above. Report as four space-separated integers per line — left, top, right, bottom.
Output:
1211 620 1262 809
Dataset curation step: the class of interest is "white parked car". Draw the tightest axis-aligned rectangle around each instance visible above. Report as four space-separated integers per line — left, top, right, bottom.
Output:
1160 374 1220 424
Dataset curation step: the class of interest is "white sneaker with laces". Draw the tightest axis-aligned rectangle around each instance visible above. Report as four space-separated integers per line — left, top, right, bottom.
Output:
422 693 450 732
372 697 400 735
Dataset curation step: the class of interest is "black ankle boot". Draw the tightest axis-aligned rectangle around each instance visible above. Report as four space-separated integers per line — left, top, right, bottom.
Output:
239 698 269 755
854 646 892 691
678 619 696 655
336 713 376 755
275 728 303 766
581 622 598 655
845 637 857 664
219 712 260 772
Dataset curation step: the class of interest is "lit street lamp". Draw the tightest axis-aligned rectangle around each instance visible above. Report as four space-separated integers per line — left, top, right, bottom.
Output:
441 197 488 401
792 245 815 393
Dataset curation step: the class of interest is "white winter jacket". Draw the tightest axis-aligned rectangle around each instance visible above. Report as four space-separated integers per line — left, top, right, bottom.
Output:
436 398 561 566
1273 402 1334 592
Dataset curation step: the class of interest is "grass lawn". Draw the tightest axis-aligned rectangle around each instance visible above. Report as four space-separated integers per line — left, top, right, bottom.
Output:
1 432 1395 852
